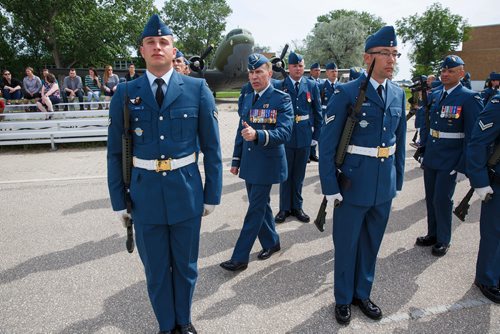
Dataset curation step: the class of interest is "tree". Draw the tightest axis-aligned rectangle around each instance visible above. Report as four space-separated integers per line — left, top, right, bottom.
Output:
162 0 232 56
396 2 470 76
316 9 385 36
305 16 369 68
0 0 155 69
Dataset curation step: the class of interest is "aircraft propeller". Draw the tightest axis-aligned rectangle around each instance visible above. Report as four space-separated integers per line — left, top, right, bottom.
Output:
271 43 289 78
189 44 214 77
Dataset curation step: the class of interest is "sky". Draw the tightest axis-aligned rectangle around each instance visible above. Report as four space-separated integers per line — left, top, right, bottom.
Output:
155 0 500 80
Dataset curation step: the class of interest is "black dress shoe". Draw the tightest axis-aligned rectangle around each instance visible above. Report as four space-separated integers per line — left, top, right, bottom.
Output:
220 260 248 272
415 235 437 247
274 210 290 224
431 243 450 257
291 209 310 223
334 304 351 325
309 154 319 162
257 243 281 260
352 298 382 320
475 281 500 304
176 323 197 334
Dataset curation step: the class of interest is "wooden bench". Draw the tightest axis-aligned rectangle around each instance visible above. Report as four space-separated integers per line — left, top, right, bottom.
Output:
0 102 111 149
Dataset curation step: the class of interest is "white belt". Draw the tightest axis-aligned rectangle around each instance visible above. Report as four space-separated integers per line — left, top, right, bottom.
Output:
294 114 310 123
133 153 196 172
347 144 396 158
430 129 465 139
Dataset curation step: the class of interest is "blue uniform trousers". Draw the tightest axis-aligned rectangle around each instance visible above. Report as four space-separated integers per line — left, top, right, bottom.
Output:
134 217 201 331
232 182 280 263
423 166 457 244
333 200 391 305
280 146 310 211
476 183 500 287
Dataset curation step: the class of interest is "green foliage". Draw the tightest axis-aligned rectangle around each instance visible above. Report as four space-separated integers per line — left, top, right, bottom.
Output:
316 10 385 35
0 0 156 69
305 16 369 68
305 10 385 68
396 2 470 77
162 0 232 56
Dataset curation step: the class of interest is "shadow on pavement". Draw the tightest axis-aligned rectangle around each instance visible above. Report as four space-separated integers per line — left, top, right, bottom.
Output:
0 234 124 285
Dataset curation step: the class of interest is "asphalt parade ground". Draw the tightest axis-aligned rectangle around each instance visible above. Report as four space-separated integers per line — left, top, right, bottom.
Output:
1 100 499 333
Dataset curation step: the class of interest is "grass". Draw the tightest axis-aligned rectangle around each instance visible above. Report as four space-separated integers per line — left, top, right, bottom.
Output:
215 90 240 98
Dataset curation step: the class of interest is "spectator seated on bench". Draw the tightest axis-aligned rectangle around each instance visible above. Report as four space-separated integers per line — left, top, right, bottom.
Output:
84 67 102 110
62 68 84 111
23 67 43 112
36 73 61 119
1 70 23 102
102 65 119 107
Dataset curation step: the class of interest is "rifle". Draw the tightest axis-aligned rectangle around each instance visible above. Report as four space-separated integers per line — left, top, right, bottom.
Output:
453 143 500 221
122 85 135 253
411 77 430 162
314 59 376 232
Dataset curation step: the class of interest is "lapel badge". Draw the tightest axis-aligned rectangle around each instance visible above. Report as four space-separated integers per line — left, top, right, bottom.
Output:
359 120 369 128
263 104 269 108
134 127 143 136
130 97 142 105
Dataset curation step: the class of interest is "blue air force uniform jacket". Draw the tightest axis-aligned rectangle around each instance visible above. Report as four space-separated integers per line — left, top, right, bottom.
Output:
467 94 500 188
231 85 294 184
107 71 223 225
273 77 322 148
319 74 406 207
420 84 483 173
320 80 340 111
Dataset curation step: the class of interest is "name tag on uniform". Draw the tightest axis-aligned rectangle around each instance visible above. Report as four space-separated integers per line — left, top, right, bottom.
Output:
440 105 462 119
249 109 277 124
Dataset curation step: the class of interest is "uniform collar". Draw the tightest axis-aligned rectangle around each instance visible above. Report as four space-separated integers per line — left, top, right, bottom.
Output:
443 82 461 95
146 68 174 88
254 83 271 96
369 77 387 90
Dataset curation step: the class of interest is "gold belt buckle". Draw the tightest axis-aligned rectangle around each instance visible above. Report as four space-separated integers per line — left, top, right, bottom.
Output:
377 146 390 158
295 115 301 123
155 158 172 172
431 129 440 138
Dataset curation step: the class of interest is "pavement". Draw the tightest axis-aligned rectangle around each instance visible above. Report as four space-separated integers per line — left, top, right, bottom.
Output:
1 100 499 334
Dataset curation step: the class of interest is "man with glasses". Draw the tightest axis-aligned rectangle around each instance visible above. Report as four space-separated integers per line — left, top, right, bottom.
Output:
319 26 406 325
416 55 483 257
1 70 22 102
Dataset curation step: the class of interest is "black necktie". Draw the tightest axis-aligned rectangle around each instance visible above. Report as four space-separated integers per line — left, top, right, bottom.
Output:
440 91 448 103
377 85 384 102
331 83 334 89
155 78 165 107
252 93 259 105
294 81 299 93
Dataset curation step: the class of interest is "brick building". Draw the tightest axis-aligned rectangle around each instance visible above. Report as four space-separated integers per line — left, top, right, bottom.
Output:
455 24 500 88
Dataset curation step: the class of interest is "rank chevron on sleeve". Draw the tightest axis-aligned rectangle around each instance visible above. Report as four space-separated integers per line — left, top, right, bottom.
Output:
325 115 335 124
479 120 493 131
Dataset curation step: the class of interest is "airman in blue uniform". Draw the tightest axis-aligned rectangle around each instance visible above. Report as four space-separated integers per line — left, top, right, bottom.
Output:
320 62 340 112
466 93 500 304
273 52 322 223
319 26 406 325
348 67 364 81
416 55 483 257
173 49 189 74
220 54 293 271
107 14 222 334
308 62 323 162
481 71 499 105
461 71 472 89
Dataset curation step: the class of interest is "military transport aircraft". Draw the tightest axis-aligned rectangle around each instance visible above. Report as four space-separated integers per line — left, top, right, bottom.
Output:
187 28 255 91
